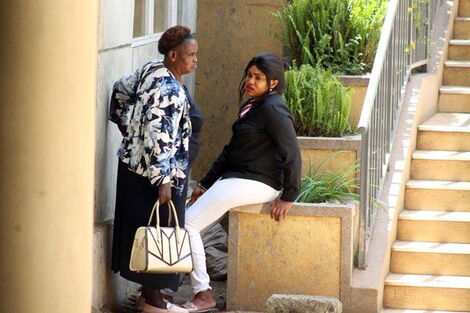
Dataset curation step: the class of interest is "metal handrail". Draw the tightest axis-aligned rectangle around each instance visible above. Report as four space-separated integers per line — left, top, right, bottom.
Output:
356 0 443 269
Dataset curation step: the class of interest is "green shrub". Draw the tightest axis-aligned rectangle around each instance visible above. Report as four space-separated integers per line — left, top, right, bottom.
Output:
284 64 352 137
296 151 359 203
274 0 387 75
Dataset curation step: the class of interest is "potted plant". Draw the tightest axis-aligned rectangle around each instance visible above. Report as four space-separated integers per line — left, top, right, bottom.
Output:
284 64 361 176
274 0 387 127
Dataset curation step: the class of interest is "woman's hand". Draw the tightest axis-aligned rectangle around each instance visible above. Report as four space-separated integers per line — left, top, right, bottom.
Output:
191 186 206 203
159 182 172 204
118 124 128 137
270 199 293 221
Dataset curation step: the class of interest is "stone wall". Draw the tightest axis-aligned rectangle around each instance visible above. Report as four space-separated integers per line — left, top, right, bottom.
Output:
193 0 284 179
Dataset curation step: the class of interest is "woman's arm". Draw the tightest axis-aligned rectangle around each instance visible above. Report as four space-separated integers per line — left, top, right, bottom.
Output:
265 103 302 202
265 102 302 220
143 79 190 190
109 70 141 134
198 142 231 189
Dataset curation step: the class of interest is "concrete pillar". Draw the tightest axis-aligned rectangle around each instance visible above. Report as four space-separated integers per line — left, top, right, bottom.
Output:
0 1 98 312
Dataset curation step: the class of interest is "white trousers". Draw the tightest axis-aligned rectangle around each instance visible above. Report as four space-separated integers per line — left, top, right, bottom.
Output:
185 178 280 294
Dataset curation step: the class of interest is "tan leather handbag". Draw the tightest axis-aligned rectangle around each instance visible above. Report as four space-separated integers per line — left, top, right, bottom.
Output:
129 200 193 273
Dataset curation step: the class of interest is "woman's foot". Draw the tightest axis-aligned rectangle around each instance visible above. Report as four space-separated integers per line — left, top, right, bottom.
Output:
183 290 218 312
140 288 188 313
140 300 189 313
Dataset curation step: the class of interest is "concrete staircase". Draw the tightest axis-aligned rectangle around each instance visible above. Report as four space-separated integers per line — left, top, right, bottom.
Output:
381 2 470 312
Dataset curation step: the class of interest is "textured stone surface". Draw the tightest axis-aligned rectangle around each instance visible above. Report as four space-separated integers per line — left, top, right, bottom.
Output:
266 294 342 313
226 202 352 311
193 0 283 180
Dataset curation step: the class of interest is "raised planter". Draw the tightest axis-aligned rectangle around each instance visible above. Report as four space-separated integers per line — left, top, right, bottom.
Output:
296 75 367 177
298 135 361 178
226 201 359 312
339 74 370 129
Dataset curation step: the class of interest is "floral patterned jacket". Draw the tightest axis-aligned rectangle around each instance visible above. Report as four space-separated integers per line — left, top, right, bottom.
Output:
109 61 191 193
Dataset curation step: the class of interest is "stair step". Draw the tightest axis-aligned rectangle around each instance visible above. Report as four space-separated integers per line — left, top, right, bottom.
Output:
399 210 470 222
405 180 470 211
439 86 470 113
417 113 470 150
385 273 470 288
411 151 470 181
384 274 470 311
448 40 470 60
444 61 470 86
453 18 470 39
397 210 470 243
418 113 470 132
382 309 470 313
391 241 470 275
413 150 470 160
445 60 470 67
460 0 470 17
406 180 470 190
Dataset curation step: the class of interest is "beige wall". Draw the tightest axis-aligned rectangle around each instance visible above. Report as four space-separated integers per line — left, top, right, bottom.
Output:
0 1 98 312
193 0 284 179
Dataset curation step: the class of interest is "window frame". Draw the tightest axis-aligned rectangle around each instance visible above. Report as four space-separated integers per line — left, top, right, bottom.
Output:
132 0 178 47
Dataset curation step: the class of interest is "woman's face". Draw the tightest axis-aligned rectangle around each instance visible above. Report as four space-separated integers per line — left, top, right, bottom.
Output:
244 65 276 100
174 39 198 75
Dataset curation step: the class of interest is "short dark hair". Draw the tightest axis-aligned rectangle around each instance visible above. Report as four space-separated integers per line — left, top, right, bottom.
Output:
158 25 196 55
238 53 287 103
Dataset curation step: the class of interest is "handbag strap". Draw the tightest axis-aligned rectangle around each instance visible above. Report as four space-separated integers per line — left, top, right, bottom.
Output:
147 200 183 244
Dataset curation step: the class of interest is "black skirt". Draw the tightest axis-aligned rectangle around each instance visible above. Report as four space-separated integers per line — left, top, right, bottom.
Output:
111 160 188 291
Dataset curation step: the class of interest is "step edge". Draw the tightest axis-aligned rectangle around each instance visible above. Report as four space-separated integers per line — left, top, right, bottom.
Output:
412 150 470 161
392 241 470 254
445 60 470 67
384 280 470 288
398 210 470 222
440 86 470 94
449 39 470 45
406 180 470 190
385 274 470 289
418 125 470 132
381 309 469 313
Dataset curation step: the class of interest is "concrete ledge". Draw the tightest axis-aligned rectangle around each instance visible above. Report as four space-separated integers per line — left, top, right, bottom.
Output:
298 135 361 150
227 201 358 312
266 294 343 313
339 75 371 86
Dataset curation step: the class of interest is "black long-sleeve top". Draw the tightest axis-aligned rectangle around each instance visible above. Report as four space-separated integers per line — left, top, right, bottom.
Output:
184 86 203 167
199 93 301 202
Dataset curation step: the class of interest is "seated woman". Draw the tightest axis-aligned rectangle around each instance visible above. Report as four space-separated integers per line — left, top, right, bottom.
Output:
183 53 302 312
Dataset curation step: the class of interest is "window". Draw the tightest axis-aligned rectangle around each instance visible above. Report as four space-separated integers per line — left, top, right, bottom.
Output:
133 0 177 39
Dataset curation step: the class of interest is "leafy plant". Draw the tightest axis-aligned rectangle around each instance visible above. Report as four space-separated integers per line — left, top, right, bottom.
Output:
274 0 387 75
284 64 353 137
296 151 359 203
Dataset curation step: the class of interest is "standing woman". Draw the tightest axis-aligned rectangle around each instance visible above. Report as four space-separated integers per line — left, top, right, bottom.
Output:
109 25 202 313
183 53 301 312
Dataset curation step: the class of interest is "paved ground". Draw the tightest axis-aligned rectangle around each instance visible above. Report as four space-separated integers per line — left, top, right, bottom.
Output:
173 274 228 311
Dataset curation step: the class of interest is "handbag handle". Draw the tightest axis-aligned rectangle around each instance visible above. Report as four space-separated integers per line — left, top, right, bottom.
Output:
147 200 182 245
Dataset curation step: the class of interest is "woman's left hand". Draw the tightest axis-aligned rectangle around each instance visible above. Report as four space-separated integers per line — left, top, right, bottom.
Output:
269 199 293 221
